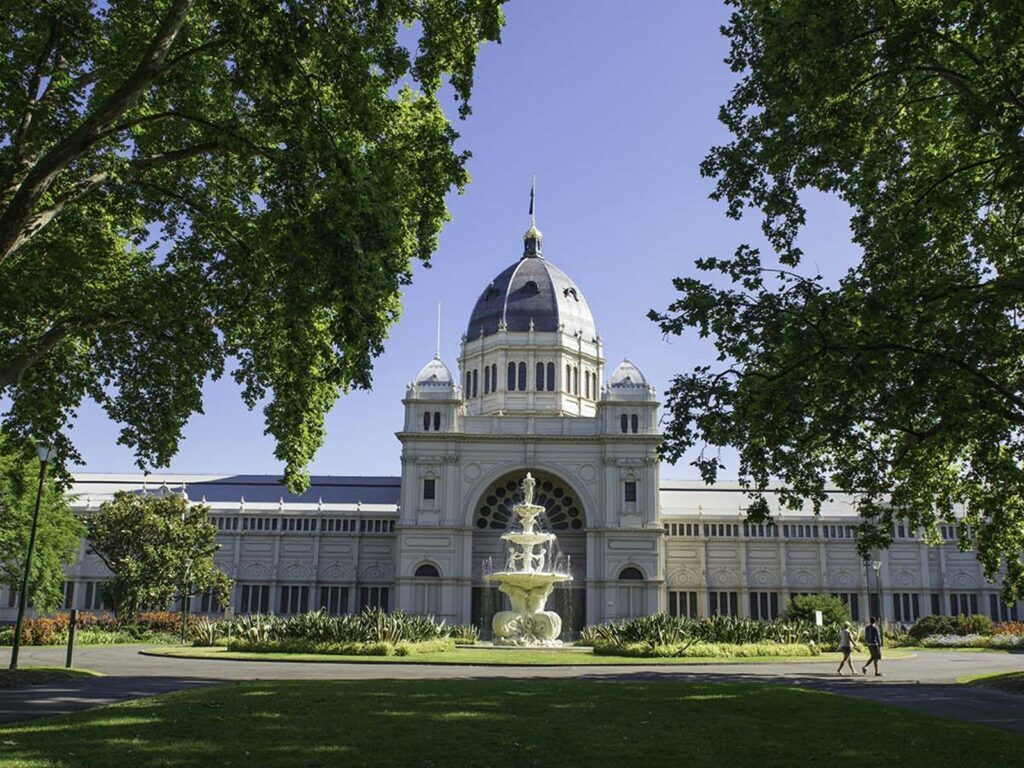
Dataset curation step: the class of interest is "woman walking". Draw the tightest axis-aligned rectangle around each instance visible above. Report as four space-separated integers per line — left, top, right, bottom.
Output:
836 621 859 675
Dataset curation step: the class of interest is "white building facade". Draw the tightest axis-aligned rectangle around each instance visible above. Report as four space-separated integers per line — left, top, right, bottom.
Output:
4 224 1020 631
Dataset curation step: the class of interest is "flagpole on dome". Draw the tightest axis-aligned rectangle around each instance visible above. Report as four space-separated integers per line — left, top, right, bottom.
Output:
524 176 542 258
435 302 442 359
529 175 536 227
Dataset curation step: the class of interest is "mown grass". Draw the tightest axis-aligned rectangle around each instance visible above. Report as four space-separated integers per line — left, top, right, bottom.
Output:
146 644 914 665
0 679 1019 768
958 670 1024 693
0 667 103 688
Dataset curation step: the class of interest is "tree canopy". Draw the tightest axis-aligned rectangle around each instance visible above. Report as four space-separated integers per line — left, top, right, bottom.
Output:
0 434 83 612
86 490 230 620
0 0 505 491
652 1 1024 599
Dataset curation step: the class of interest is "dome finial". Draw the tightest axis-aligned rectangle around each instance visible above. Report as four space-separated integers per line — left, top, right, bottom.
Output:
523 176 543 258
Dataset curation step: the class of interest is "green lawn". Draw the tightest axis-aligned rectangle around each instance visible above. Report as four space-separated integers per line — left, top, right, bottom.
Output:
0 679 1019 767
958 670 1024 693
144 644 913 666
0 667 102 688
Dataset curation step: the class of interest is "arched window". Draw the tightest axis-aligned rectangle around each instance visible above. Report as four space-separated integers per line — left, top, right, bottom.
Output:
566 364 571 392
546 362 555 391
433 411 441 431
518 362 527 391
585 370 590 399
631 414 638 433
619 567 644 580
492 364 498 392
414 563 440 578
536 362 545 391
573 366 579 395
474 473 584 531
484 367 490 395
472 369 478 398
620 414 628 433
507 362 516 391
465 372 471 394
423 412 431 431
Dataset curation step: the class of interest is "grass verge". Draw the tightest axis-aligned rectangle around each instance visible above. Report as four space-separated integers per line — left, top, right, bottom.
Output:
0 679 1019 767
0 667 103 688
145 644 913 666
957 670 1024 693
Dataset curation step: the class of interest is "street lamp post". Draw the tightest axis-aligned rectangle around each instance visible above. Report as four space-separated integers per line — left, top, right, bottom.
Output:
9 443 53 670
871 560 884 625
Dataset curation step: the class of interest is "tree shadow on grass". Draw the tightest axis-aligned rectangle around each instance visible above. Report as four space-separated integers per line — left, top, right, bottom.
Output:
0 678 1022 768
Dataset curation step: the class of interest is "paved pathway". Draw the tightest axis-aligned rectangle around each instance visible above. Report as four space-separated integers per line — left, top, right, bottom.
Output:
1 646 1021 733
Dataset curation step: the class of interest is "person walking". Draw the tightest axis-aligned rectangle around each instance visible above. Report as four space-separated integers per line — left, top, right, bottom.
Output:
836 621 859 675
861 617 883 676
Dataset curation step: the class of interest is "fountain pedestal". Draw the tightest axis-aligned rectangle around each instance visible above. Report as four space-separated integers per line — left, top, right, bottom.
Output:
484 474 572 645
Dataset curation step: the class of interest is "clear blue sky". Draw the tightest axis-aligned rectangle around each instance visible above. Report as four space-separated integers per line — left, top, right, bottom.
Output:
70 0 860 479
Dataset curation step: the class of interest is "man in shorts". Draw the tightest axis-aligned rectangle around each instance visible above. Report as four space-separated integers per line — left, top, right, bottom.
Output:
861 616 883 676
836 621 859 675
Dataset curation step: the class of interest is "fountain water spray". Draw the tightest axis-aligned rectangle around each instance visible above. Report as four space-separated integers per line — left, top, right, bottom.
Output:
485 473 572 645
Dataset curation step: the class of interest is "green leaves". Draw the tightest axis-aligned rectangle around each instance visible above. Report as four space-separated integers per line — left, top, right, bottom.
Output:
0 0 506 491
0 433 84 612
86 490 230 621
657 0 1024 601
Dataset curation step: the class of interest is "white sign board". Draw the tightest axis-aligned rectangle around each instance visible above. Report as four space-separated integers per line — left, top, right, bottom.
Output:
814 610 823 626
224 606 235 620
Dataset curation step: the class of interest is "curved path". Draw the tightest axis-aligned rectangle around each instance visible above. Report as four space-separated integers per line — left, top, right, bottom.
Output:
1 645 1022 733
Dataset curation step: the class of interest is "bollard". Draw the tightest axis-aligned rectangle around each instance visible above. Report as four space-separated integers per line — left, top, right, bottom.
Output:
65 608 78 669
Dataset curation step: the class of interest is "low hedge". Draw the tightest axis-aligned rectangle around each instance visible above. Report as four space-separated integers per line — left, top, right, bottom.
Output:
223 637 457 656
921 633 1024 649
908 614 993 640
592 640 820 658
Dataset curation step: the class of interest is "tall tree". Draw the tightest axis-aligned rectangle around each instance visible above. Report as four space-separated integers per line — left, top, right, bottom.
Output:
652 1 1024 599
86 490 230 621
0 434 83 612
0 0 505 491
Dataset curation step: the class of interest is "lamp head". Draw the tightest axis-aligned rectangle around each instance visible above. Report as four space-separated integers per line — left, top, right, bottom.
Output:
35 442 53 463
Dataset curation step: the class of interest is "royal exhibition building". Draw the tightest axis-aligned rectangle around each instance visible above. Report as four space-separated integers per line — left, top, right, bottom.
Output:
5 224 1020 636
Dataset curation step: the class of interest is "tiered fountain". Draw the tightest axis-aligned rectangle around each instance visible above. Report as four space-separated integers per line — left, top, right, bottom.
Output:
485 473 572 645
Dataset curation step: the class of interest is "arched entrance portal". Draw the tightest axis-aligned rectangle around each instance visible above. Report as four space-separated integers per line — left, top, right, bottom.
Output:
470 470 586 639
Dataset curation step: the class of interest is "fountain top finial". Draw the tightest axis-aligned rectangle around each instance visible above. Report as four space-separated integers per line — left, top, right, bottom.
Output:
523 472 537 506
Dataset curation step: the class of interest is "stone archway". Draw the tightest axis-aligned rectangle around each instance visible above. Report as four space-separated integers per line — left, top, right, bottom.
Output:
469 469 586 639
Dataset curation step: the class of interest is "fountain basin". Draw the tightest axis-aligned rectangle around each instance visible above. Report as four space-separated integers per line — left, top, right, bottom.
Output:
500 532 556 548
485 571 572 645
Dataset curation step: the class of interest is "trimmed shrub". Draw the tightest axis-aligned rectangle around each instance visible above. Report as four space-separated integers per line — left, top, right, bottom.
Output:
784 594 850 626
909 614 993 640
592 640 820 658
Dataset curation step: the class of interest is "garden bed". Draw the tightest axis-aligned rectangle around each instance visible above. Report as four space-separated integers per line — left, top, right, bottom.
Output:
145 644 912 666
223 637 455 656
592 641 819 658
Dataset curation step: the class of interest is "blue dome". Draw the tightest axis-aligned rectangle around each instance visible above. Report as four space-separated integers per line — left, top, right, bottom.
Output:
465 253 597 340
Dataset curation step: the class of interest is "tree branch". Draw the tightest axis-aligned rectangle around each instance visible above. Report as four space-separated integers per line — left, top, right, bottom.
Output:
5 171 110 256
13 20 62 168
0 317 133 390
106 110 274 157
0 0 194 267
